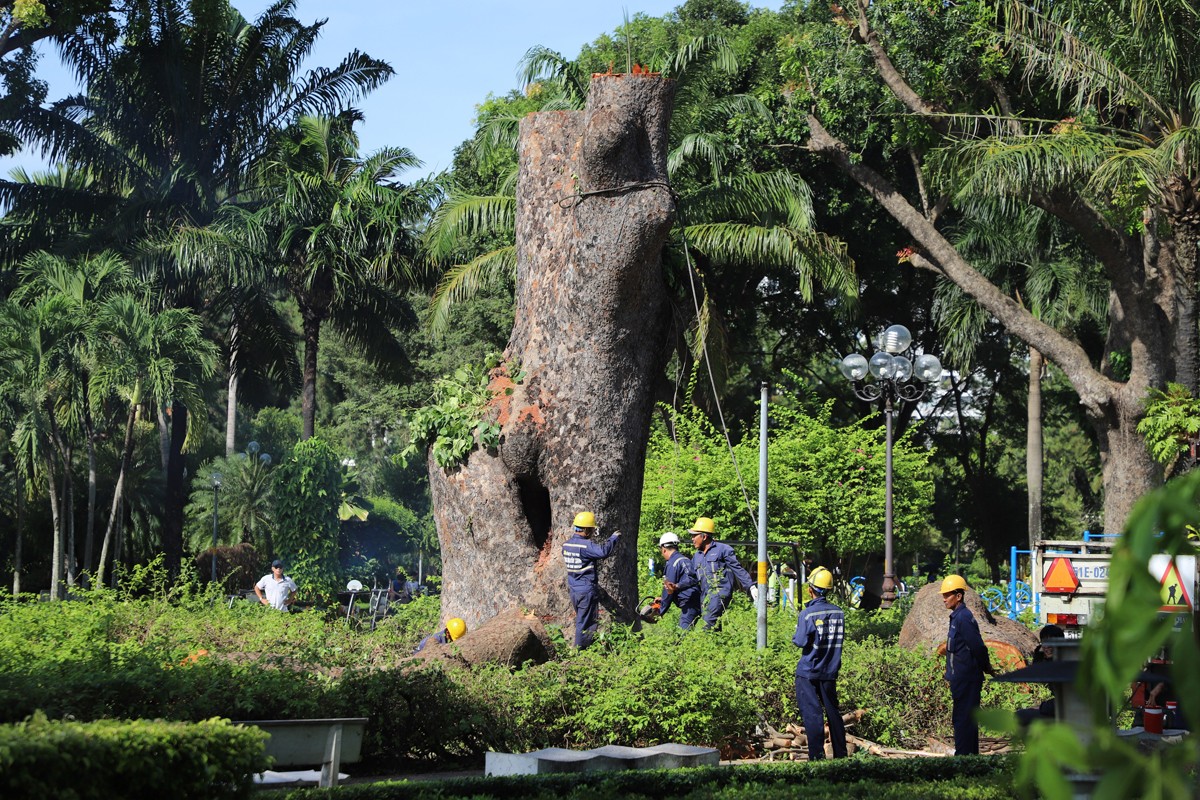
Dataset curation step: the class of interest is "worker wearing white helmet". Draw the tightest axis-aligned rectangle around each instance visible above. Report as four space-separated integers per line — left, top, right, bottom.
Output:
653 532 701 628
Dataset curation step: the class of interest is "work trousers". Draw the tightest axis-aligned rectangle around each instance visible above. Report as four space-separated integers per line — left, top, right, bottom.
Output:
794 675 848 760
570 588 599 649
950 677 983 755
702 592 731 630
678 602 701 629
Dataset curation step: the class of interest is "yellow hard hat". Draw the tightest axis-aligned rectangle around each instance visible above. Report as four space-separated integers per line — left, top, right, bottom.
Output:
808 566 834 590
573 511 596 529
689 516 715 536
940 574 969 594
446 618 467 641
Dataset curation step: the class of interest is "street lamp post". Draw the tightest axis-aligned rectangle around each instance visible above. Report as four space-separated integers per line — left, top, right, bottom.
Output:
840 324 942 608
210 472 222 583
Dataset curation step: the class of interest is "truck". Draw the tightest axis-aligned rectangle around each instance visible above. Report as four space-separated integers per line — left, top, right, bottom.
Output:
1032 538 1197 638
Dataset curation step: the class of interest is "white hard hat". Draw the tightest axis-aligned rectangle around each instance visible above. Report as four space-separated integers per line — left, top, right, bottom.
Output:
658 532 680 547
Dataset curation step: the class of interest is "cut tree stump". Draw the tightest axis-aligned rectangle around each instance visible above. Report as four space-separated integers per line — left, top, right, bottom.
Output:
428 73 677 631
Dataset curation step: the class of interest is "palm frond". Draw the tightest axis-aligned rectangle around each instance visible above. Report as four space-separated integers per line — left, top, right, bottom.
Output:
423 193 516 263
427 246 516 338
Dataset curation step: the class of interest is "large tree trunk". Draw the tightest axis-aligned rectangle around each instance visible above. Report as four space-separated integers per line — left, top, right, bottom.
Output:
1027 348 1043 552
226 357 239 456
429 74 676 629
164 401 187 575
12 472 22 596
300 311 319 440
97 403 138 587
83 404 98 577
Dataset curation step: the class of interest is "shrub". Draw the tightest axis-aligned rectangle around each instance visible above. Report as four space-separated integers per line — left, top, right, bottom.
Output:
273 437 344 602
0 713 269 799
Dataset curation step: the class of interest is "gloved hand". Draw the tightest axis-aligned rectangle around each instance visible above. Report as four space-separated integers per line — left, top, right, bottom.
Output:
749 584 760 602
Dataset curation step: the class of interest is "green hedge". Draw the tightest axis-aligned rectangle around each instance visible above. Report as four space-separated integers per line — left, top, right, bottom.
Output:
0 592 1042 767
282 756 1014 799
0 713 269 799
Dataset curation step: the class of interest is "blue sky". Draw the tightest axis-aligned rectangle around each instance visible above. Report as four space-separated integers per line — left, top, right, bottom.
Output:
2 0 784 180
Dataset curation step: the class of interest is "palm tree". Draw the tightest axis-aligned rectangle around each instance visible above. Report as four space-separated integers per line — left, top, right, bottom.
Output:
89 292 218 585
10 250 137 576
0 0 394 571
184 448 275 558
0 295 86 598
244 113 429 439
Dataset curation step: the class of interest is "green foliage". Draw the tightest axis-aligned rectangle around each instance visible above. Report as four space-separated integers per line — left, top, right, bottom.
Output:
640 398 934 569
184 449 276 559
1138 383 1200 470
0 713 268 800
250 407 301 464
273 437 344 602
1013 471 1200 798
401 355 522 469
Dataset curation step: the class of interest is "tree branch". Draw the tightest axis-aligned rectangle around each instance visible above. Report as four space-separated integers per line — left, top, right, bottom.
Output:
806 113 1114 413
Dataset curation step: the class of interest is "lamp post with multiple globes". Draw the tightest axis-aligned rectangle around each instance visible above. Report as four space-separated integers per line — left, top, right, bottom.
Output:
839 324 942 608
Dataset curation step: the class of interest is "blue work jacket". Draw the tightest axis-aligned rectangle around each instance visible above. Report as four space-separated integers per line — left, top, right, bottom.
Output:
563 532 618 593
693 541 754 600
793 595 845 680
660 550 700 611
945 603 990 686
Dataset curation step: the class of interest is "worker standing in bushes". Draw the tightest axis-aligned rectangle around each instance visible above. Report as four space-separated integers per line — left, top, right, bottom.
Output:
939 574 995 755
656 532 701 628
254 559 297 611
689 516 756 630
792 566 848 760
562 511 620 649
416 617 467 652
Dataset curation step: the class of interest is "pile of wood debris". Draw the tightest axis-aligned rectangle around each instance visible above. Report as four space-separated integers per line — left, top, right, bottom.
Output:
757 712 1011 760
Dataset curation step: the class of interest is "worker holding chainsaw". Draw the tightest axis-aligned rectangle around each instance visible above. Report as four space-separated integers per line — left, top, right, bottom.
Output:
644 532 702 628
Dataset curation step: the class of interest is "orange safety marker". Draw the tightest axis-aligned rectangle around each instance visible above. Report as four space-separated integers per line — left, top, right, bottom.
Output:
1159 559 1193 611
1043 557 1081 594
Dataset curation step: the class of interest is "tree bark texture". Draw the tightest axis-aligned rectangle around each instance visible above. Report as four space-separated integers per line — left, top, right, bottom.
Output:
164 401 187 576
1027 348 1043 554
428 74 676 629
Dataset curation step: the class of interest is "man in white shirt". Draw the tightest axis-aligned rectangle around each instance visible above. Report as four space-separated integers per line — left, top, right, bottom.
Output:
254 559 298 611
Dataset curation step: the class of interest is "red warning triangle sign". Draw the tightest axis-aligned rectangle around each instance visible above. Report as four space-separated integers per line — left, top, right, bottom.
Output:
1160 559 1192 610
1043 557 1080 593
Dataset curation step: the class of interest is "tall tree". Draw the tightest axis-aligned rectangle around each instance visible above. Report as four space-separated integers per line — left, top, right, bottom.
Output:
793 0 1197 529
1 0 393 570
90 292 217 585
234 113 427 439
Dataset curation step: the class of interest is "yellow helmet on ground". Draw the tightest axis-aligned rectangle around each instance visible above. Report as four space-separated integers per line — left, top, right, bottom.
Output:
808 566 834 590
446 618 467 641
689 516 715 536
940 574 969 594
573 511 596 529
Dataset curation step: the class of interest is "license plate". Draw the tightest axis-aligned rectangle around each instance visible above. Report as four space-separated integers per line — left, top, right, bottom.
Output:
1062 628 1083 639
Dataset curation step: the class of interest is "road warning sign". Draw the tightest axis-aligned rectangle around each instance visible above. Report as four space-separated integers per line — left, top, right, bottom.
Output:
1149 555 1196 612
1043 557 1081 594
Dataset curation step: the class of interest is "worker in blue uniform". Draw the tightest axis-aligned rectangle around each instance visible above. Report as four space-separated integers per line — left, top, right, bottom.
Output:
562 511 620 649
656 531 701 629
793 566 847 760
415 617 467 653
939 574 995 755
688 516 755 630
